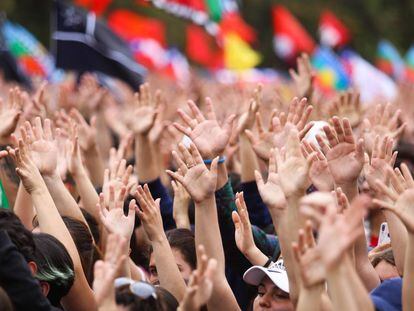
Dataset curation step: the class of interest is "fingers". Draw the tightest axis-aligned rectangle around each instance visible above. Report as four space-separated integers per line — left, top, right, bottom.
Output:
205 97 217 120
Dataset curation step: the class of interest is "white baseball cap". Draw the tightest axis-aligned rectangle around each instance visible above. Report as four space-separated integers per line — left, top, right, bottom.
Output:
243 259 289 293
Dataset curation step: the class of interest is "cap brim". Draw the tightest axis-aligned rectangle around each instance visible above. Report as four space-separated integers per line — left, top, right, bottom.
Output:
243 266 289 293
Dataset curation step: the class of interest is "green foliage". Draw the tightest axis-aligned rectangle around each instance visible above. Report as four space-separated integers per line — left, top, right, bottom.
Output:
2 0 414 69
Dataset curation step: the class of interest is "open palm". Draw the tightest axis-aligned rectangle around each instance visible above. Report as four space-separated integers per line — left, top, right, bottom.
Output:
326 143 363 185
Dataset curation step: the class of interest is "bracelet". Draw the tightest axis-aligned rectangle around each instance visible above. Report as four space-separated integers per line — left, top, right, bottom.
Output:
203 156 226 165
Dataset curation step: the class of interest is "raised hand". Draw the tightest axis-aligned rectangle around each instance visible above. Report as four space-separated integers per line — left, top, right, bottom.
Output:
93 233 127 307
232 192 255 256
289 53 314 99
327 91 363 128
166 143 218 203
275 129 316 197
302 140 334 191
254 148 287 209
245 97 313 161
364 135 397 193
126 83 160 135
17 118 58 176
236 85 261 135
292 221 325 287
373 163 414 231
102 158 134 206
0 88 22 140
317 117 364 186
316 195 369 270
179 245 217 311
98 185 136 239
7 135 43 194
174 98 235 159
362 103 405 153
134 184 164 242
172 180 191 229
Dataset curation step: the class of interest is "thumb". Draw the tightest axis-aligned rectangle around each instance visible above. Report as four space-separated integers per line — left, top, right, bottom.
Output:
223 114 236 137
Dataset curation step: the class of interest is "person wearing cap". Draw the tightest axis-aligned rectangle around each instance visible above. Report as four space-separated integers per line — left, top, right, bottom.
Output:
244 259 294 311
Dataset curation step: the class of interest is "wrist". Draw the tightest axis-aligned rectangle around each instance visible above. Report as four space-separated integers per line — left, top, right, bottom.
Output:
194 194 215 206
41 171 61 180
149 232 168 245
84 144 100 156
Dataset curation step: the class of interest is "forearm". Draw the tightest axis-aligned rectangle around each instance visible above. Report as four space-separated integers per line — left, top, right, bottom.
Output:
403 233 414 311
84 146 105 187
13 182 35 230
242 245 269 266
239 134 259 183
195 196 240 311
327 256 373 311
354 225 380 291
43 172 90 229
383 210 407 275
72 168 100 224
152 235 186 301
135 135 159 183
297 284 325 311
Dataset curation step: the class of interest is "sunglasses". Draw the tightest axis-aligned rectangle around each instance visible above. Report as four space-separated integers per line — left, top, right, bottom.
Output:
114 277 157 300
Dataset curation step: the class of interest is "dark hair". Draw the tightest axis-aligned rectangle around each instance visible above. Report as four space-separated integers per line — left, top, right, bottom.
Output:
80 208 100 245
165 229 196 270
0 209 35 262
0 287 13 311
371 248 396 268
116 285 178 311
62 216 98 285
33 233 75 306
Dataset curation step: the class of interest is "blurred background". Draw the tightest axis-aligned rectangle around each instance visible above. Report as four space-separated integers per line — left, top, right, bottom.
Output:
2 0 414 68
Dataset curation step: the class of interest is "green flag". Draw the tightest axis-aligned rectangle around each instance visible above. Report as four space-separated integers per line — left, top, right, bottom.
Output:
0 179 9 209
205 0 223 21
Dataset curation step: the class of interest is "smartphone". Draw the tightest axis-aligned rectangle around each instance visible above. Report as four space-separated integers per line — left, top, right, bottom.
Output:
378 222 391 246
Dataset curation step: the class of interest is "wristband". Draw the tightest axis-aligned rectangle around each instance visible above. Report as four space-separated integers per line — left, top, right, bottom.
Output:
203 156 226 165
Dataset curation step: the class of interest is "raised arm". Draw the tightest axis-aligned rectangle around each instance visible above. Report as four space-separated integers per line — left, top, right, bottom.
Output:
8 129 97 311
134 184 187 302
167 142 240 311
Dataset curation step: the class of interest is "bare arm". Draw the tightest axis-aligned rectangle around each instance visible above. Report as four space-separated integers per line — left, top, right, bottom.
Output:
13 182 35 230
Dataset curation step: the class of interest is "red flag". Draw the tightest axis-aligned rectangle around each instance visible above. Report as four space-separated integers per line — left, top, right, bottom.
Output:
319 10 350 48
108 10 166 46
272 6 315 61
186 25 223 68
219 12 256 43
75 0 112 15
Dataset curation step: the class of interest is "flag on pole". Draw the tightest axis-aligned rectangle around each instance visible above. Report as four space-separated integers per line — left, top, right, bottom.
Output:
404 45 414 81
312 46 350 93
319 10 350 48
0 19 32 89
376 40 405 80
272 5 315 61
341 49 397 103
52 0 145 90
224 33 261 70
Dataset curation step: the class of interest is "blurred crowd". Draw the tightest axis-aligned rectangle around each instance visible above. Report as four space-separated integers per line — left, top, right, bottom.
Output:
0 52 414 311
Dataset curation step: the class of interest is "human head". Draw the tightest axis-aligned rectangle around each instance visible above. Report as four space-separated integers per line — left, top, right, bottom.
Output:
115 280 178 311
370 247 399 281
0 209 36 263
149 228 196 285
244 259 294 311
32 233 75 306
62 216 97 284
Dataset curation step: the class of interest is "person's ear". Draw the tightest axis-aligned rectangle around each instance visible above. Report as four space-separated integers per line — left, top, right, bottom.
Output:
28 261 38 276
39 281 50 297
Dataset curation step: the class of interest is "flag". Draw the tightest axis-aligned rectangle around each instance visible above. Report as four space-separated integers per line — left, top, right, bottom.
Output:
405 45 414 81
224 33 261 70
319 10 350 48
341 50 397 103
75 0 112 15
1 21 54 80
272 6 315 61
219 12 256 44
376 40 405 80
186 25 223 68
0 20 32 89
108 10 166 46
52 0 145 90
312 46 350 93
205 0 224 21
161 48 190 86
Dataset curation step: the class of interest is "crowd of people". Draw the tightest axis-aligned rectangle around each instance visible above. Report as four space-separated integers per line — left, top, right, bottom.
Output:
0 52 414 311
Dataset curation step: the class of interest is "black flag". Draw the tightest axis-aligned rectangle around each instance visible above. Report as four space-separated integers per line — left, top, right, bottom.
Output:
51 0 145 90
0 16 32 90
